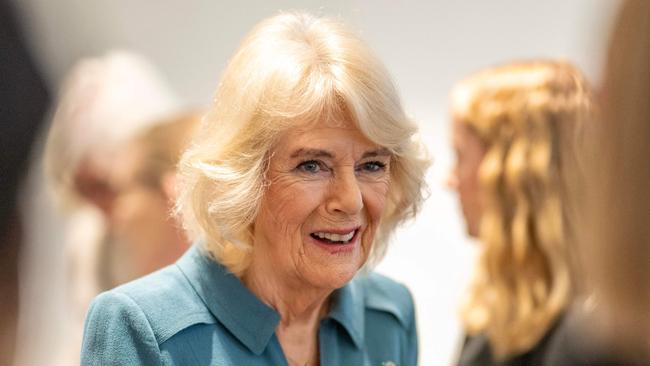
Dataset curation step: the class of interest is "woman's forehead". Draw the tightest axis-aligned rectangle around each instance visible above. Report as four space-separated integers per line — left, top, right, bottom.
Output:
273 122 386 158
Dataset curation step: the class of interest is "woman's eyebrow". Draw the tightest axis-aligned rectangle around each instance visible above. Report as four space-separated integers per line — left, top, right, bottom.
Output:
290 148 334 159
361 148 391 159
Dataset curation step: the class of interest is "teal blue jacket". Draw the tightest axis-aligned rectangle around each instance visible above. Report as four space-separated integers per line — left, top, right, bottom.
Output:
81 245 418 365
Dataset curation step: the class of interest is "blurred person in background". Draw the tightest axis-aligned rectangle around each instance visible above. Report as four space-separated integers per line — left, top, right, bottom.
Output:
107 112 200 285
14 50 179 366
570 0 650 364
81 12 428 366
447 60 594 365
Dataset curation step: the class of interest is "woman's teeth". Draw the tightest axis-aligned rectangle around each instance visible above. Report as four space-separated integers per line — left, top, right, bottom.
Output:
311 230 355 244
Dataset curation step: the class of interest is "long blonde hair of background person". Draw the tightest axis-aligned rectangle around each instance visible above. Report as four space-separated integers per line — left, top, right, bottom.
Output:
450 60 594 359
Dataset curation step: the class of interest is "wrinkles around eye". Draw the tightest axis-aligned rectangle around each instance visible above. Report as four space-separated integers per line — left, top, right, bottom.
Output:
295 160 330 175
286 158 391 182
356 161 387 173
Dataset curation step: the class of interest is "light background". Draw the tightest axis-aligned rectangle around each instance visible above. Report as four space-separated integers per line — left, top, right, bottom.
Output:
15 1 619 364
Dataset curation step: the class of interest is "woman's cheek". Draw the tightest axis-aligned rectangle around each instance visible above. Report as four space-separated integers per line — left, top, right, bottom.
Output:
263 174 327 225
363 180 391 219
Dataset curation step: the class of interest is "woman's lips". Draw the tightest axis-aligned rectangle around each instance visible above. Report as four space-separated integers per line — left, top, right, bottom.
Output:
311 230 355 243
308 228 360 253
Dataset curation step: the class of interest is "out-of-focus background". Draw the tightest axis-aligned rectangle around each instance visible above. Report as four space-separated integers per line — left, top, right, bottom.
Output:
9 0 620 365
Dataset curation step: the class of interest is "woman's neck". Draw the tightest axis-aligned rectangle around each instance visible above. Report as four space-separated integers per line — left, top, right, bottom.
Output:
242 260 331 366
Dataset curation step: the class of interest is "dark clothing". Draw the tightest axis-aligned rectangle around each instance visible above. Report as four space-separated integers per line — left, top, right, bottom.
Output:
0 0 50 237
0 1 48 364
457 317 565 366
457 313 638 366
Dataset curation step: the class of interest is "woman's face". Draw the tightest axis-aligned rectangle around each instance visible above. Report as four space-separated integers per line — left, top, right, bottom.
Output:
448 118 486 238
252 119 391 290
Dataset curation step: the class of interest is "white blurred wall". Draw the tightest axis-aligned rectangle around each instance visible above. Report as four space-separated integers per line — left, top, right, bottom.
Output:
14 1 619 365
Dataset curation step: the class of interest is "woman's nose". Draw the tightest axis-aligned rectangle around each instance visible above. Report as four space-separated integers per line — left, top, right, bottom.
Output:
326 170 363 215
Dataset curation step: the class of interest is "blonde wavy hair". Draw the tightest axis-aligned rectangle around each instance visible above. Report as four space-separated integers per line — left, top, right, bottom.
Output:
450 60 594 359
176 12 429 276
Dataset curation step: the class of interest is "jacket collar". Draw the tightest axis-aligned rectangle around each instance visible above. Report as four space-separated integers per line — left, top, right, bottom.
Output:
326 278 365 349
176 244 368 353
176 245 280 355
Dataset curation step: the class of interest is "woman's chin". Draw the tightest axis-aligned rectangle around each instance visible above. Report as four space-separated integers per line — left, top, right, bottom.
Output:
300 265 360 291
299 240 366 289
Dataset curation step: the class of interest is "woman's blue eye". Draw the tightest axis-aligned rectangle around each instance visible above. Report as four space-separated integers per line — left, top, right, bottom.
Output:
297 160 322 173
359 161 386 172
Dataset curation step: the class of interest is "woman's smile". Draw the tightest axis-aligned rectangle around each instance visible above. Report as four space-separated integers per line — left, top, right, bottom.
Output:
308 227 361 254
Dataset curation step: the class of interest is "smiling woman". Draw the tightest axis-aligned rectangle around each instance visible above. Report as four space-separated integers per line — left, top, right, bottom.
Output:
81 11 429 366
